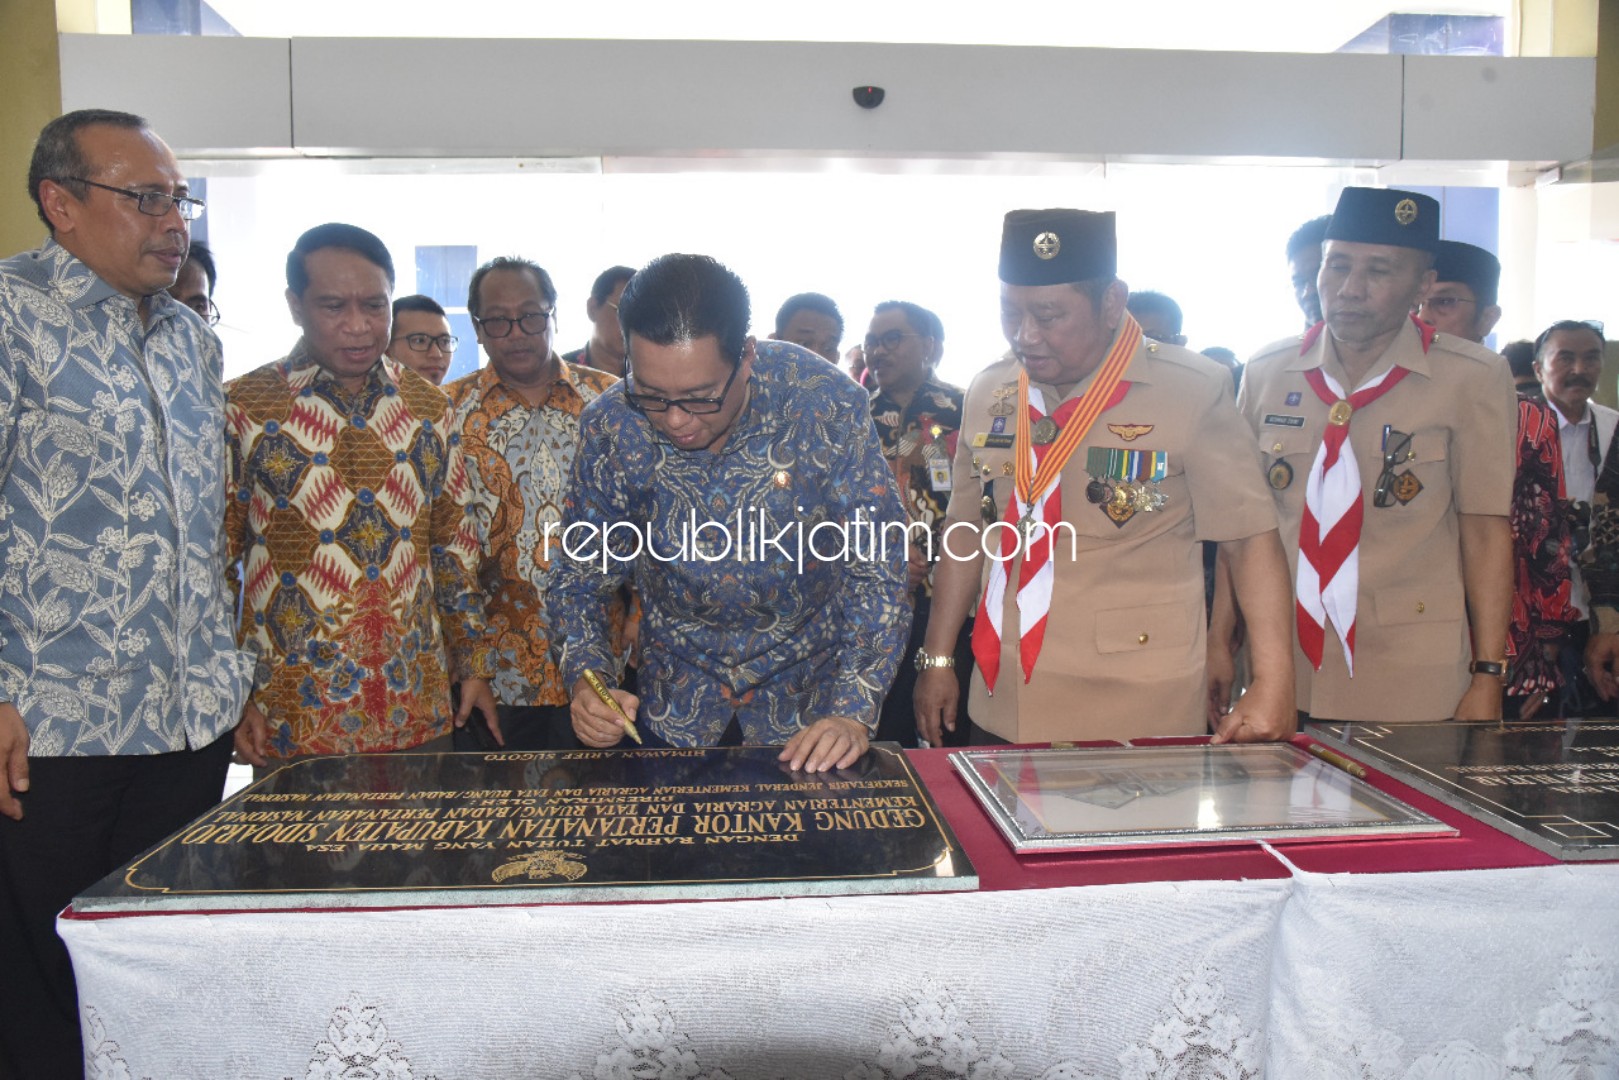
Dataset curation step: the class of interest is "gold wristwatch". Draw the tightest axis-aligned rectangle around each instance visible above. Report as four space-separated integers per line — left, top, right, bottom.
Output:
915 647 956 671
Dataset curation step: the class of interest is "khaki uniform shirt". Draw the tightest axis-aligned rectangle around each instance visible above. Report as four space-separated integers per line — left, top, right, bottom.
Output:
1238 318 1516 722
945 337 1276 742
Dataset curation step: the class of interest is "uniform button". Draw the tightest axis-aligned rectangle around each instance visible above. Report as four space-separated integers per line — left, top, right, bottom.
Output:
1272 442 1284 453
1138 633 1149 644
1416 601 1425 614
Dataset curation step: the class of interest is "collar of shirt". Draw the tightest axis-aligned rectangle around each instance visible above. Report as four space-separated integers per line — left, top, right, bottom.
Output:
473 352 589 412
280 337 392 394
36 236 182 329
1549 398 1593 435
1024 328 1158 403
1288 316 1434 387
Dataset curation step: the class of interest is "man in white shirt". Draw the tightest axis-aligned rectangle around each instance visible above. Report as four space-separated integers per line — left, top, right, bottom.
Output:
1535 319 1615 711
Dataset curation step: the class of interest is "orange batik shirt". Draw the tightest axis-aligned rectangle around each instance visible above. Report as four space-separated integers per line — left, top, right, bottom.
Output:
225 343 495 758
447 359 626 708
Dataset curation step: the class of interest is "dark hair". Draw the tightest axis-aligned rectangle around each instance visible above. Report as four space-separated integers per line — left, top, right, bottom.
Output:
1286 215 1332 262
286 223 395 296
620 254 751 367
1126 290 1184 336
873 300 944 343
1535 320 1606 359
28 109 150 231
590 265 636 305
1501 340 1537 380
393 294 446 320
467 256 557 319
774 292 843 338
185 241 218 294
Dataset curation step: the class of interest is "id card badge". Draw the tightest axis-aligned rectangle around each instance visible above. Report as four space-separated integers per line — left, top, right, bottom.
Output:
930 464 953 492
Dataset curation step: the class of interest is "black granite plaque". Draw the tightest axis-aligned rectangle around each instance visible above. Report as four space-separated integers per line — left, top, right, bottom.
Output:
75 746 976 911
1309 719 1619 861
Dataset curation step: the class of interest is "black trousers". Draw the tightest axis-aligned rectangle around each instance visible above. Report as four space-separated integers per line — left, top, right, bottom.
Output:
876 594 976 748
451 703 580 752
0 734 232 1080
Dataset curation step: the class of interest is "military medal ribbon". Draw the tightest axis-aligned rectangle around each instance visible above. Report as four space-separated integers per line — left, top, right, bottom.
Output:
1295 361 1411 674
972 314 1142 691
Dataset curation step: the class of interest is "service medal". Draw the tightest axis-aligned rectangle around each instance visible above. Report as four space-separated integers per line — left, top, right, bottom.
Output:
981 492 998 522
1085 479 1111 504
1031 417 1058 445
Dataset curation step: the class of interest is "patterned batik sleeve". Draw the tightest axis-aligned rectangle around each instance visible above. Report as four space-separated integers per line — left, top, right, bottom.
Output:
549 407 635 694
428 397 496 682
807 398 913 726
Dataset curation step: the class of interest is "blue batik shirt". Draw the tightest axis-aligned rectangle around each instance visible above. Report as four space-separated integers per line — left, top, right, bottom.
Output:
0 239 250 756
549 339 911 746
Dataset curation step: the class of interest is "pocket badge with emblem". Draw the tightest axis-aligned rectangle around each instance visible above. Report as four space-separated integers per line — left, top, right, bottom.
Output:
1267 459 1293 491
1389 470 1423 504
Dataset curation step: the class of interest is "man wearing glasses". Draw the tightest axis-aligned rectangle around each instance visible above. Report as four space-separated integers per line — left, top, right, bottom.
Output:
1416 244 1579 719
446 256 622 750
549 254 909 772
167 239 220 326
385 294 457 385
227 223 497 769
862 301 971 747
0 109 250 1078
1232 187 1516 723
561 264 634 378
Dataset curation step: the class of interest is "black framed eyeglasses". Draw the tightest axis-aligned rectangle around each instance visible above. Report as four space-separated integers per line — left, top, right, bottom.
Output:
473 310 553 338
197 298 221 326
392 332 458 354
863 329 924 353
624 361 741 415
54 177 204 221
1373 429 1414 508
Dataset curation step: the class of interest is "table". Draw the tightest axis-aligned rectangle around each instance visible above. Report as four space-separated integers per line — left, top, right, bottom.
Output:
60 738 1619 1079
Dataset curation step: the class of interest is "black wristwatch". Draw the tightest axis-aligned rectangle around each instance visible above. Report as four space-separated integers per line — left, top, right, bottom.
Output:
1468 659 1507 679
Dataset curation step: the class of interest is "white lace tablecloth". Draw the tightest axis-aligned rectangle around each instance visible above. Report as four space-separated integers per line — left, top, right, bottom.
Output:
62 878 1289 1080
1268 861 1619 1078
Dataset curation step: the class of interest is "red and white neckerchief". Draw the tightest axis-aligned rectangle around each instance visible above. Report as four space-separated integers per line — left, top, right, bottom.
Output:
972 316 1141 691
1294 317 1431 673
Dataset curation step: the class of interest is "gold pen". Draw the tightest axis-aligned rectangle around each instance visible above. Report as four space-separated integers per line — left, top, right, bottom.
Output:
582 669 642 745
1307 742 1367 779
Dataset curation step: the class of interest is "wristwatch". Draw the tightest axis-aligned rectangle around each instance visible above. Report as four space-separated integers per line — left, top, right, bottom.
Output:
915 647 956 671
1468 659 1508 679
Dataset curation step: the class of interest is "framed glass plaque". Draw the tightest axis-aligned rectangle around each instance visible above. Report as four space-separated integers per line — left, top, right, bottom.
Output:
950 743 1455 853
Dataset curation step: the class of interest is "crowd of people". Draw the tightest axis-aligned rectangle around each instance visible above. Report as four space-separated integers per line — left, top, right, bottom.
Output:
1 107 1615 1077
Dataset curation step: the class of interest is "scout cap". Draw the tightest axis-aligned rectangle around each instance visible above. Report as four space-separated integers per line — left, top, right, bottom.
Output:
1324 187 1440 254
1434 240 1501 307
1000 209 1116 286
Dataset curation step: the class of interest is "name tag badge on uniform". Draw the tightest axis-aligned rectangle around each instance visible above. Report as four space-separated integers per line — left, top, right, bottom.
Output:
1285 391 1303 406
972 432 1015 450
991 415 1007 434
930 464 953 492
1263 414 1306 428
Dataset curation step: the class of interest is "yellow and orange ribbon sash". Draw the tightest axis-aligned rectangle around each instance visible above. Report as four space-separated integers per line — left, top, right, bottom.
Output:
1014 314 1143 510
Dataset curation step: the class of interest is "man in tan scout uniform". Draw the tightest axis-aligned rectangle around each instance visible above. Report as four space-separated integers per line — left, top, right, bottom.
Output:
1229 187 1516 722
913 208 1296 745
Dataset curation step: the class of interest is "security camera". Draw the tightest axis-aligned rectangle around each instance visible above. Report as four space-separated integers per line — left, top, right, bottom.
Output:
852 86 885 109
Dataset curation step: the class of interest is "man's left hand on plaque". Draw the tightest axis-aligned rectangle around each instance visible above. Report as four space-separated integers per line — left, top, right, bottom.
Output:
780 716 869 773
